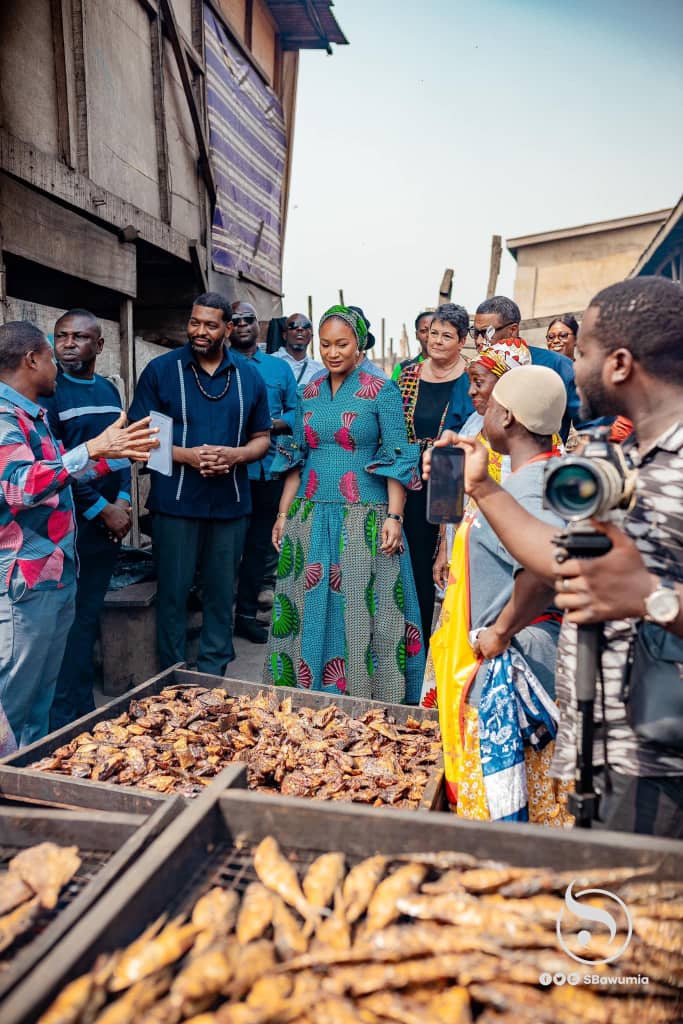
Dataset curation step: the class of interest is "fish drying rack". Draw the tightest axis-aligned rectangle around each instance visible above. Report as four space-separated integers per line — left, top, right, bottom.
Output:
0 664 444 812
0 797 181 1004
3 763 682 1024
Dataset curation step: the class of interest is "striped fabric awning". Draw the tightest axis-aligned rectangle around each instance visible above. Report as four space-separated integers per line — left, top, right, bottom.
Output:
205 10 286 294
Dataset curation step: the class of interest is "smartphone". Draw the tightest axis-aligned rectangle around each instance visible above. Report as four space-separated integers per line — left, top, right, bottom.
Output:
426 447 465 525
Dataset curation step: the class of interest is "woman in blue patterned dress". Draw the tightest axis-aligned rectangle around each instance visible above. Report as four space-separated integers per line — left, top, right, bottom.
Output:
265 305 425 704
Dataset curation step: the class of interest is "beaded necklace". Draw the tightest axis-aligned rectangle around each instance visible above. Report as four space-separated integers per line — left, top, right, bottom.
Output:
189 363 231 401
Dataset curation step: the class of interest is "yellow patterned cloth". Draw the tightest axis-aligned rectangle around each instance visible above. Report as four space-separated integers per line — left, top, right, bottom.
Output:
455 707 573 826
421 434 570 824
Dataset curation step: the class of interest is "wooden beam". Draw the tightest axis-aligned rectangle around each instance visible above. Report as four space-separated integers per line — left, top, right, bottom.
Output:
189 240 208 292
150 12 172 224
0 227 6 326
438 268 453 306
158 0 216 206
70 0 89 176
50 0 73 167
120 297 141 547
134 0 206 72
0 174 137 296
191 0 204 53
245 0 254 49
0 129 192 263
486 234 502 299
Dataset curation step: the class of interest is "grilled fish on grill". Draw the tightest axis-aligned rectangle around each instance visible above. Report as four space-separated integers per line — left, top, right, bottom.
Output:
0 869 33 915
253 837 319 926
341 855 387 923
236 883 273 945
302 852 345 910
0 895 40 953
29 686 439 808
9 842 81 909
37 839 683 1024
109 915 198 991
362 863 427 933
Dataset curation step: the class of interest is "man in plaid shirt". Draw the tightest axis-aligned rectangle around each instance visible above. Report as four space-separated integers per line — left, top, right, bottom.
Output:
0 321 155 746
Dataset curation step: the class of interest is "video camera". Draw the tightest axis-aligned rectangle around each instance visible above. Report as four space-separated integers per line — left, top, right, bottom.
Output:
543 427 639 828
544 427 637 523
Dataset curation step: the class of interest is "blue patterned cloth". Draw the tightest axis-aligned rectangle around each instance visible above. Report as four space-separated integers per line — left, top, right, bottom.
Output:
265 367 425 703
477 649 560 821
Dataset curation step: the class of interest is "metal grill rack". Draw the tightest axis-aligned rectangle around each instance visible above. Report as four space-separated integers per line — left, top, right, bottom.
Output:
0 844 109 975
0 798 181 1003
0 664 444 812
4 766 682 1024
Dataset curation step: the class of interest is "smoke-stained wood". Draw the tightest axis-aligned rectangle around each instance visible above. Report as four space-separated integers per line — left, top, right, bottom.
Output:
50 0 73 167
150 11 172 223
70 0 89 175
0 129 191 263
0 175 136 297
159 0 216 204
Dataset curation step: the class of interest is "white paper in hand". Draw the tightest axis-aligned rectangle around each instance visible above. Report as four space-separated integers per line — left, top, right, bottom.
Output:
148 411 173 476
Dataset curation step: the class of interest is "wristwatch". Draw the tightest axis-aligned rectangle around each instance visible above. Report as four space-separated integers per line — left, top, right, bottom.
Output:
644 580 680 625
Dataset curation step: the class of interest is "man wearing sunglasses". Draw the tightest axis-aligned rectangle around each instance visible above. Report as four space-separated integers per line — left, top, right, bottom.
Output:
465 296 580 442
231 301 298 643
273 313 324 387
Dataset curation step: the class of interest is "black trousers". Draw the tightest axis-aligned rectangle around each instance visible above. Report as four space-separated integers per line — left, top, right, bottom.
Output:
237 477 284 618
153 513 248 675
50 518 119 730
403 487 440 646
593 766 683 837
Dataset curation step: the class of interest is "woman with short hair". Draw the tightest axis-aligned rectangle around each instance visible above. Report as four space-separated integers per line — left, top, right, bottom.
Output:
395 303 473 645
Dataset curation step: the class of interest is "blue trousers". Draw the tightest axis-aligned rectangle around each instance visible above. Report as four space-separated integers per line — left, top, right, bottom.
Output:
0 580 76 747
50 519 119 731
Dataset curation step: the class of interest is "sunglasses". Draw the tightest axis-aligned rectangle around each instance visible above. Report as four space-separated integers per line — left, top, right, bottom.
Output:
287 320 312 331
546 331 574 342
233 314 257 325
468 320 516 342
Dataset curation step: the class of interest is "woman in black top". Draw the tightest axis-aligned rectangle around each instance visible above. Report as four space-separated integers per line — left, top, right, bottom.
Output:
395 303 473 646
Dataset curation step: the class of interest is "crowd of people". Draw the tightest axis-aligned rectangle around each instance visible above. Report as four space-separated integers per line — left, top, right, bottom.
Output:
0 275 681 838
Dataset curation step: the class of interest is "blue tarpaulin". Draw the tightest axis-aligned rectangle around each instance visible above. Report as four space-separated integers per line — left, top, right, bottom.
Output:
205 9 286 294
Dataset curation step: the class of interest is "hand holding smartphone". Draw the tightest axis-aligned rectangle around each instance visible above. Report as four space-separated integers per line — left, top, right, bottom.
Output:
426 446 465 525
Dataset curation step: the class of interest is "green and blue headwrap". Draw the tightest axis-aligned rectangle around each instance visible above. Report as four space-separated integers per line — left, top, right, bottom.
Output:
319 305 369 350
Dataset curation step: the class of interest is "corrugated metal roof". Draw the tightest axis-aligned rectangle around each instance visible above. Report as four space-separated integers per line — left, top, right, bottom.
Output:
267 1 348 51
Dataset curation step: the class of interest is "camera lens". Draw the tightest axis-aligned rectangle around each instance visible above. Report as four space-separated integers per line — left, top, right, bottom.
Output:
545 463 603 520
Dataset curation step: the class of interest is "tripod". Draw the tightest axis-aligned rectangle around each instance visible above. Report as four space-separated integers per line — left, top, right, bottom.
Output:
553 524 613 829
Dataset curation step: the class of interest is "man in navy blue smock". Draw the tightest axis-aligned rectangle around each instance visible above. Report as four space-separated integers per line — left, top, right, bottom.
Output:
129 293 271 674
44 309 132 728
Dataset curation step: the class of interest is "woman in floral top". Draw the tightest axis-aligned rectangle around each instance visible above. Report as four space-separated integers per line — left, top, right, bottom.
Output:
265 305 425 704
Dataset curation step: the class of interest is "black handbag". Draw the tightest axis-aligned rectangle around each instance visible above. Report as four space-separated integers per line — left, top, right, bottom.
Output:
622 622 683 750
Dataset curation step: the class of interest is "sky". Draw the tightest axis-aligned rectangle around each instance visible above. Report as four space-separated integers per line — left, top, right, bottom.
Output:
281 0 683 355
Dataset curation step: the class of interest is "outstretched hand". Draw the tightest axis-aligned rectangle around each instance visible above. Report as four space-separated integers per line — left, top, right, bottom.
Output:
86 413 158 462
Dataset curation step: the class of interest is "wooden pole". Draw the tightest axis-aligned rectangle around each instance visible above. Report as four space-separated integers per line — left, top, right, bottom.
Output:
307 295 314 358
487 235 502 298
338 288 344 306
389 335 395 371
381 317 386 372
438 268 453 307
120 297 140 547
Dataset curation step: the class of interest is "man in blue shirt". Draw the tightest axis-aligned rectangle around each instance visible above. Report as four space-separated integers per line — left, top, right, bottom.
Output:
467 296 580 442
230 301 297 643
44 309 132 728
129 293 271 673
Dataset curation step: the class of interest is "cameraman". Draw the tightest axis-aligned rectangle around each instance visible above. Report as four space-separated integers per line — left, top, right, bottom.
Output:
426 278 683 836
